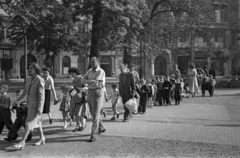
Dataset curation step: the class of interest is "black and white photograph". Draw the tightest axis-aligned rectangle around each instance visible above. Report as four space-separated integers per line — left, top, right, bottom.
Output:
0 0 240 157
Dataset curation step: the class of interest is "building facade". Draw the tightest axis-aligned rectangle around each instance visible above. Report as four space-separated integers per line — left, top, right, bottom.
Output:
1 0 240 79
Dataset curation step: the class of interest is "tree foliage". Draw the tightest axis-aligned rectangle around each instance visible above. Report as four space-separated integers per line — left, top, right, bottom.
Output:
143 0 215 57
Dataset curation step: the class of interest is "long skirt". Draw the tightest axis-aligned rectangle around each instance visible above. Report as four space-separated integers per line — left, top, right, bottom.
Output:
43 90 51 114
188 77 198 93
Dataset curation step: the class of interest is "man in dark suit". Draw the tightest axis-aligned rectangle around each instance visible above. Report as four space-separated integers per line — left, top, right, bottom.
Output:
119 64 135 122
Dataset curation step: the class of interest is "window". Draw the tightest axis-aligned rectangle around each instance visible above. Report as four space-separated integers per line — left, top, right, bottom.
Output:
215 10 221 23
195 32 207 43
62 56 71 75
179 32 190 43
212 32 224 43
0 49 11 59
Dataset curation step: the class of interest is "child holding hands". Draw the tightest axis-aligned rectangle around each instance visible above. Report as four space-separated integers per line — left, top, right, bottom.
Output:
59 85 72 129
108 83 120 120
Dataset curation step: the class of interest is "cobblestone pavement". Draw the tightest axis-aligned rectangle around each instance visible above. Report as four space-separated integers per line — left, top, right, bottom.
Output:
0 89 240 157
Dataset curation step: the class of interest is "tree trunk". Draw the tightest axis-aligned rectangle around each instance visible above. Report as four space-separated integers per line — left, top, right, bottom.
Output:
123 47 132 68
89 0 102 69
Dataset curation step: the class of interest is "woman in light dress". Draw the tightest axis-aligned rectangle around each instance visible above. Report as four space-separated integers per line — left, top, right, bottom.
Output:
12 63 46 150
187 63 198 98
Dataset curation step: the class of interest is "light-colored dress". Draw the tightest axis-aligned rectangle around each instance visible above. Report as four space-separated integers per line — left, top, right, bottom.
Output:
110 89 119 104
188 68 198 93
17 75 45 130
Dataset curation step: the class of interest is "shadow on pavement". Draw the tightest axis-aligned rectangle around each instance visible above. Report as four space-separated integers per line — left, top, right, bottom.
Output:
204 124 240 127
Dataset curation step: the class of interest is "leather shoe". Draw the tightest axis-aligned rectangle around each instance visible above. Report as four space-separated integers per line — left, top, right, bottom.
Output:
89 137 96 142
122 119 129 122
99 128 106 134
4 137 12 142
12 134 19 140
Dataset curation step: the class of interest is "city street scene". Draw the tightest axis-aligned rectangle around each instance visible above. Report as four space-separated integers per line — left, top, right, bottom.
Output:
0 0 240 157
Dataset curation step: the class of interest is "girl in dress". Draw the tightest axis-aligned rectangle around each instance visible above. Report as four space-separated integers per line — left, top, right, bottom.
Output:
108 83 120 120
59 85 72 129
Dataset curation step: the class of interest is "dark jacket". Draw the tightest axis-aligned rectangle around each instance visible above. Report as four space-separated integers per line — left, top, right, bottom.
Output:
163 81 172 89
119 72 135 104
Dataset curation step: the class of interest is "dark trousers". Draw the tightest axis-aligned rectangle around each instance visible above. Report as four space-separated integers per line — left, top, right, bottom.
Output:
122 99 131 121
208 85 214 97
139 94 148 113
158 90 164 106
0 108 13 134
201 83 208 95
163 89 171 105
174 90 181 104
8 114 32 139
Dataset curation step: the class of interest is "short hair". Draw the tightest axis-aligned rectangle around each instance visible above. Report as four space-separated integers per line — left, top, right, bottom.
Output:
119 64 126 69
16 89 22 94
90 56 100 63
112 83 117 88
209 74 213 77
42 67 51 72
196 65 200 68
130 64 135 68
1 85 9 92
28 62 41 75
68 67 81 75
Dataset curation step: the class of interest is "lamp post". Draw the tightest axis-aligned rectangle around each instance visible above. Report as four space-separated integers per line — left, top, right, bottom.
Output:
23 27 27 84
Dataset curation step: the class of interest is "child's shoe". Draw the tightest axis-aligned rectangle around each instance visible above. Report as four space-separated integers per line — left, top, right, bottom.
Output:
103 111 107 117
110 117 116 121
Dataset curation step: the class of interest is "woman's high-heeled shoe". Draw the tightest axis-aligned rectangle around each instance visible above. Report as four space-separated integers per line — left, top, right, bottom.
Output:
34 139 46 146
13 141 25 150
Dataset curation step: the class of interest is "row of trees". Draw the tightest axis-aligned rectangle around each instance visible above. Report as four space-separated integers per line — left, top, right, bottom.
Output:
0 0 215 79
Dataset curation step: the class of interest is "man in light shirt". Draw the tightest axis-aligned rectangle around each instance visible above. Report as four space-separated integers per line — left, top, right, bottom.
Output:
82 57 106 142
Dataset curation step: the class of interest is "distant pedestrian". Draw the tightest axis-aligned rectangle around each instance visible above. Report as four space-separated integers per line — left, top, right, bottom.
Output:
203 66 209 76
130 64 140 82
119 64 135 122
174 77 181 105
0 85 13 137
108 83 120 120
201 73 209 97
188 63 198 98
157 76 164 106
171 64 181 78
208 75 216 97
162 76 172 106
139 78 150 114
146 79 154 108
82 57 106 142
